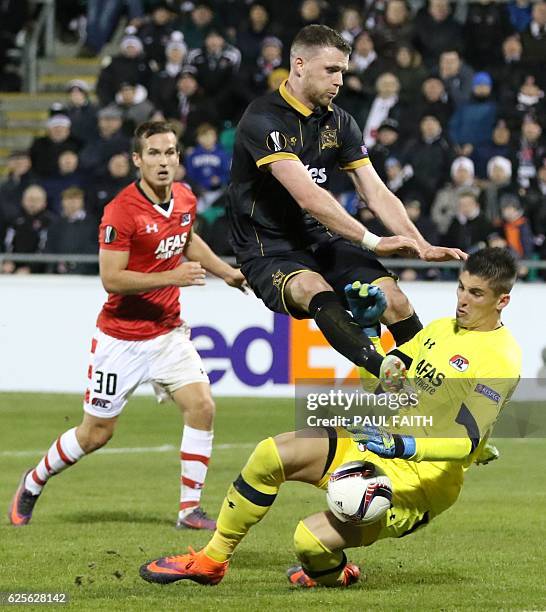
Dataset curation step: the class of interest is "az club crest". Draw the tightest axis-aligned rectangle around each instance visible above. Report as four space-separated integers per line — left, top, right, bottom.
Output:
320 128 338 150
181 213 191 226
449 354 469 372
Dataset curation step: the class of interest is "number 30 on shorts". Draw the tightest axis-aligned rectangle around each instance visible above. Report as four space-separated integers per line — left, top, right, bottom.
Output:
93 370 118 395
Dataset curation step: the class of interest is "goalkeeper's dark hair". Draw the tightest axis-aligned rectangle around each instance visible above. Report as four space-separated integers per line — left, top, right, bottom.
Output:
133 121 180 155
464 247 517 295
291 25 352 60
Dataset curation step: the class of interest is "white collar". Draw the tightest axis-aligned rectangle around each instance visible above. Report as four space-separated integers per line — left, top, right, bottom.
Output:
153 197 174 218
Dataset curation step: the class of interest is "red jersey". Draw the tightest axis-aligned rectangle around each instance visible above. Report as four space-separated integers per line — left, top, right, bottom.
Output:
97 181 196 340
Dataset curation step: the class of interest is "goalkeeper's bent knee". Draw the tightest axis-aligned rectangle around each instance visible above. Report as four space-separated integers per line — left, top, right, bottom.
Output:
239 436 285 494
293 520 346 586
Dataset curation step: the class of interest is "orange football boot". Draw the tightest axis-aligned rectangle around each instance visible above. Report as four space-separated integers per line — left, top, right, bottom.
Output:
139 547 228 585
287 562 361 588
8 470 41 526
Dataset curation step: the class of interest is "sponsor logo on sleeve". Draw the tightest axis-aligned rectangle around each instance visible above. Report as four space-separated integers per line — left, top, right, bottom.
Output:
449 354 469 372
266 131 288 152
475 384 501 404
104 226 117 244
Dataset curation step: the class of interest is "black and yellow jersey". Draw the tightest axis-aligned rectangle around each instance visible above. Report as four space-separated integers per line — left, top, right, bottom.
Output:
391 317 522 465
227 80 370 263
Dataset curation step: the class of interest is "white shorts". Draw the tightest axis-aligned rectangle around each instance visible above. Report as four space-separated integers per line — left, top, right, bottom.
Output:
83 325 209 418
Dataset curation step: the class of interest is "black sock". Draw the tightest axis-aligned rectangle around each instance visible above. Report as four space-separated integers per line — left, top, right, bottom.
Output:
387 312 423 346
309 291 383 376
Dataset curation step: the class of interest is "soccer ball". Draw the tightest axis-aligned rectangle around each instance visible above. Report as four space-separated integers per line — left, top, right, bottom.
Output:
326 461 393 525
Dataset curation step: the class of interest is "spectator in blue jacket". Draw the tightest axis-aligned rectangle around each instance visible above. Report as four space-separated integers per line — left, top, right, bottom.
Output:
507 0 533 32
449 72 497 156
185 123 231 212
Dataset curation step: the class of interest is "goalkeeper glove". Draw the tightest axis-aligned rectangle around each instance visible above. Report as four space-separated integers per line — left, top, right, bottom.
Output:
344 281 387 336
350 425 416 459
474 441 500 465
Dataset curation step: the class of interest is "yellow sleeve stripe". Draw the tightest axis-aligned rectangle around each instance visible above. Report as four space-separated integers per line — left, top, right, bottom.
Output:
256 152 299 168
340 158 371 171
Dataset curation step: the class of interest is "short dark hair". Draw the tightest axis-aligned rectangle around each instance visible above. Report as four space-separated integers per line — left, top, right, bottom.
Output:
291 25 352 59
463 247 517 295
133 121 179 154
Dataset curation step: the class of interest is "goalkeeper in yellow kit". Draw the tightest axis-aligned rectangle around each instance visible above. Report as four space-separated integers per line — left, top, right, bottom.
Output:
140 248 521 588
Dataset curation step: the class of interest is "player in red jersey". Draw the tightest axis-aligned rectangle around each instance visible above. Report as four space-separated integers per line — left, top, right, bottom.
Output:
9 121 246 530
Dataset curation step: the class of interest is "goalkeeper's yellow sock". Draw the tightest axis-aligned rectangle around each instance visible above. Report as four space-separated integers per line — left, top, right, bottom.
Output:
205 437 285 563
293 520 346 586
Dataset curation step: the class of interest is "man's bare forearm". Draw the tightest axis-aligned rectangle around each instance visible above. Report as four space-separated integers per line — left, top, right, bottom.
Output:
185 233 233 279
303 185 367 243
369 191 429 248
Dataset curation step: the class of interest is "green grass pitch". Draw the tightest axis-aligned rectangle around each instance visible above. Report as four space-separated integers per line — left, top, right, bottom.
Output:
1 393 545 611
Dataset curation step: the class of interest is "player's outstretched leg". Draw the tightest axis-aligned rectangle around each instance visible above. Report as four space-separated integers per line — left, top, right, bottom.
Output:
283 272 383 374
139 430 330 585
140 436 285 584
8 427 86 526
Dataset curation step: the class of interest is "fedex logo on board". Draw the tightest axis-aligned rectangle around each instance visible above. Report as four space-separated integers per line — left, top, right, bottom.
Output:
191 315 393 387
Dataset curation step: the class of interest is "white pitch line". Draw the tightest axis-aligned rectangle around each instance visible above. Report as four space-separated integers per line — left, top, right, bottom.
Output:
0 442 255 458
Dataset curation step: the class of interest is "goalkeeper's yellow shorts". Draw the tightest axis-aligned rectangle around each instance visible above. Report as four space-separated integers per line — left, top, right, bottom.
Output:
314 428 464 540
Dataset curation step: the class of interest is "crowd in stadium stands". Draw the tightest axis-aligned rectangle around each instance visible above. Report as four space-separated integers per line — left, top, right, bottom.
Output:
1 0 545 280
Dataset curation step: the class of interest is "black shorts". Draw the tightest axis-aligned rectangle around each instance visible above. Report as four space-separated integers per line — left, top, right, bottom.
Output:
240 239 396 319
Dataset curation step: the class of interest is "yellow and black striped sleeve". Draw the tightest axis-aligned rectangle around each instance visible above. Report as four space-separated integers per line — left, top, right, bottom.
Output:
238 108 299 170
256 152 299 168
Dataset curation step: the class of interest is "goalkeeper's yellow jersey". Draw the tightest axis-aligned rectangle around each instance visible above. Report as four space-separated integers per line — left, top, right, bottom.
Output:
392 317 522 466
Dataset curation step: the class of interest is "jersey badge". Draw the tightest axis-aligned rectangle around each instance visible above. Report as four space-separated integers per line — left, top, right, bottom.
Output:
475 383 500 404
104 225 117 244
181 213 192 226
266 131 288 152
449 354 469 372
289 136 298 147
320 128 338 150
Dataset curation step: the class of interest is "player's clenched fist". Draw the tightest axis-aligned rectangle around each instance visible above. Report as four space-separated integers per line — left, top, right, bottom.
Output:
375 236 421 258
169 262 207 286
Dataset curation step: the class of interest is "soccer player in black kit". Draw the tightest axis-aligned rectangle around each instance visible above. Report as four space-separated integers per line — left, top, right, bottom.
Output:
228 25 466 371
